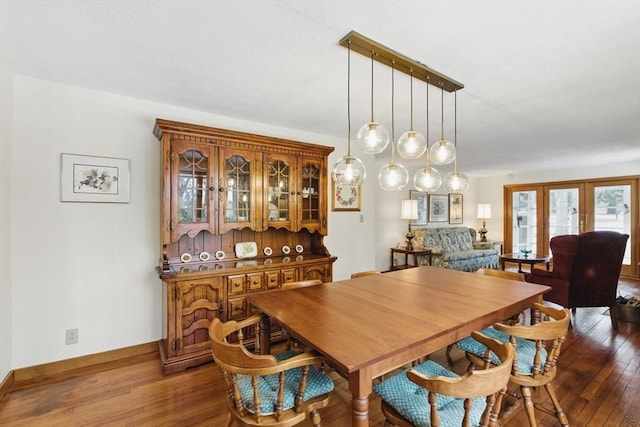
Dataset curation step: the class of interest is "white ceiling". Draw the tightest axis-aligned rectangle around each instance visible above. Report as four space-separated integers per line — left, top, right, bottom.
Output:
1 0 639 176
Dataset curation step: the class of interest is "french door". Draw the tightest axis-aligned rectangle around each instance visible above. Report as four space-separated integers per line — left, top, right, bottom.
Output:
505 176 638 278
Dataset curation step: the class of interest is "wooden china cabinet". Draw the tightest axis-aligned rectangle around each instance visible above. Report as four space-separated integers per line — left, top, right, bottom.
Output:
154 119 336 375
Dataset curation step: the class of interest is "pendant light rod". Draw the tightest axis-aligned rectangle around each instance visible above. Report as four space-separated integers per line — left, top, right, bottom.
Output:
347 39 352 156
409 69 414 130
453 88 457 171
391 60 396 163
339 30 464 92
369 50 375 121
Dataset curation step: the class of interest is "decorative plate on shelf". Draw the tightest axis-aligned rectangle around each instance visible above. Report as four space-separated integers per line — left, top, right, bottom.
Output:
215 250 226 260
282 245 291 255
235 241 258 258
180 253 192 263
199 251 210 262
263 247 273 256
295 244 304 253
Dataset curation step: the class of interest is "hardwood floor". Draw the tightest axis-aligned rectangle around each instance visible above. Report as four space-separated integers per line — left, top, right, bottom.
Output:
1 279 638 426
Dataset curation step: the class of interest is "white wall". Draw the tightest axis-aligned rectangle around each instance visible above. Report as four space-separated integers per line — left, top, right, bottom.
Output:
10 76 375 368
0 60 14 380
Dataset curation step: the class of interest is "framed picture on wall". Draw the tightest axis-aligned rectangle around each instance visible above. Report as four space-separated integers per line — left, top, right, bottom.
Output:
409 190 428 226
449 193 463 224
428 194 448 222
332 182 361 211
60 153 130 203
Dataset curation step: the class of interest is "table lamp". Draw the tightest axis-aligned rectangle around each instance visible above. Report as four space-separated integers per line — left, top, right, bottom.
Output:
400 199 419 250
477 203 492 242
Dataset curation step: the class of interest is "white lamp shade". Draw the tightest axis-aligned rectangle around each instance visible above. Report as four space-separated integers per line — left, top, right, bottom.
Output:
400 199 419 220
477 204 492 219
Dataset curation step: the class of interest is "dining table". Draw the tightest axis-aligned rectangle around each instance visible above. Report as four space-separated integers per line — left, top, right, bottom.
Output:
247 266 550 427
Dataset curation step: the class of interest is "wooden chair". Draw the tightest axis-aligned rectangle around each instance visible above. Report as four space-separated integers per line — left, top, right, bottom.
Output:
477 268 525 325
456 303 571 427
350 270 382 279
374 331 515 427
210 315 334 427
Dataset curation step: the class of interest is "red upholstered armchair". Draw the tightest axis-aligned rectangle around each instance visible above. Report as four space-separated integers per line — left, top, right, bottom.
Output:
525 231 629 330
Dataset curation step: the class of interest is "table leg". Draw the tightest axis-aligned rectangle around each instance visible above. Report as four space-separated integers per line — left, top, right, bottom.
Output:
257 314 271 355
518 262 524 273
349 369 373 426
500 258 506 270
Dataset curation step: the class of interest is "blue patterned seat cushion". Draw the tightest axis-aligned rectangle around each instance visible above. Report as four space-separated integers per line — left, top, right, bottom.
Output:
455 327 546 375
235 350 334 415
373 360 488 427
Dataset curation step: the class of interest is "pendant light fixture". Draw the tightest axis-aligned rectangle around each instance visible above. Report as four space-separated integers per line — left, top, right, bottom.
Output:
413 78 442 192
429 83 456 165
356 50 390 154
397 69 427 159
443 89 469 193
378 60 409 191
332 39 366 186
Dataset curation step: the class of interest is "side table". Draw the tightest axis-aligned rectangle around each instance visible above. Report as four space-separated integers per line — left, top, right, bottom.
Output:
390 247 432 271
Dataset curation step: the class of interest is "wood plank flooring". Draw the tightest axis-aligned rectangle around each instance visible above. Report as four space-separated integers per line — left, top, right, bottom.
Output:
1 279 638 426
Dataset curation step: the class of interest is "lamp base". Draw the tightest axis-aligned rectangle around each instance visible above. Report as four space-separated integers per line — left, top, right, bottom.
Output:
405 223 415 251
479 221 488 243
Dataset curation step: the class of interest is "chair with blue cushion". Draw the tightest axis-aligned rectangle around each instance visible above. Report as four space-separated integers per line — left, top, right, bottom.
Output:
210 314 334 427
456 303 571 427
374 331 515 427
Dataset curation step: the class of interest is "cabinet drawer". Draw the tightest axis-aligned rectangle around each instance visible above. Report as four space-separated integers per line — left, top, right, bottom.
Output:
247 272 263 292
227 297 247 320
265 271 280 289
281 268 297 284
227 275 246 295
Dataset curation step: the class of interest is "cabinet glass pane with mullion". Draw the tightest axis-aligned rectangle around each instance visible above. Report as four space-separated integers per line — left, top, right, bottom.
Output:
178 150 209 223
224 155 251 222
267 160 290 222
301 163 320 220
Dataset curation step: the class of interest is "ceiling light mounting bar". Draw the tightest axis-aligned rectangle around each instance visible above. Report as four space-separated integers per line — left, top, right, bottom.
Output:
339 31 464 93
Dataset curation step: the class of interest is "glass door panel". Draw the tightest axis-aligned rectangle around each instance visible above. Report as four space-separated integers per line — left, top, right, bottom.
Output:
267 159 294 222
300 161 320 221
548 188 580 237
512 190 538 254
178 149 209 223
592 184 632 271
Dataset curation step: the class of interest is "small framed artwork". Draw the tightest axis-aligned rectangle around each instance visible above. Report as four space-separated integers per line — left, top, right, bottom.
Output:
428 194 448 222
409 190 427 226
449 193 464 224
332 182 361 211
61 153 130 203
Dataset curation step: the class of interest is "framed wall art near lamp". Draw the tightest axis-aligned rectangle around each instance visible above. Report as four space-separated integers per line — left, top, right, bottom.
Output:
332 182 361 211
428 194 448 222
409 190 427 226
449 193 463 224
60 153 130 203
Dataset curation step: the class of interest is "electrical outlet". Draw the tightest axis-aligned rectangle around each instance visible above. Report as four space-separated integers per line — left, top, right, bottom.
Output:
65 328 79 345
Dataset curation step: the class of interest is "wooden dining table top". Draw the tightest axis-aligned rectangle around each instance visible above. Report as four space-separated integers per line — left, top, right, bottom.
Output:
247 266 550 426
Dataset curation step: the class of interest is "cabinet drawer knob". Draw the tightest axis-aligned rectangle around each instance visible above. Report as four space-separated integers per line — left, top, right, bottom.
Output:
253 280 259 285
270 278 276 282
286 276 292 280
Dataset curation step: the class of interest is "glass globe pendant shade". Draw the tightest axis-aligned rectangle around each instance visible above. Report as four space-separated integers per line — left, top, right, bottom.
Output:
429 139 456 165
443 170 469 193
378 162 409 191
331 155 366 186
413 166 442 193
397 130 427 159
356 122 390 154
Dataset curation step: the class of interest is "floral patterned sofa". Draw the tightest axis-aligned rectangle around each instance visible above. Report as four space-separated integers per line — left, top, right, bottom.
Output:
412 227 499 272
